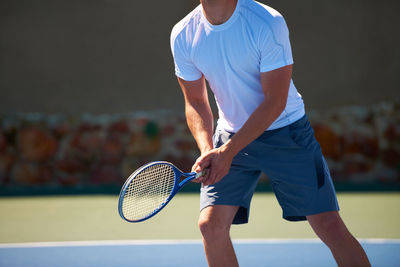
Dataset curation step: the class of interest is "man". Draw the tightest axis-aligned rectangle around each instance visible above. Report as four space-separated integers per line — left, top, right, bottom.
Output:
170 0 371 266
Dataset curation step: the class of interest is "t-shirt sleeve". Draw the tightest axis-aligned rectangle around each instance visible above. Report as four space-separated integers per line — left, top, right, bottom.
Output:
259 17 294 73
170 30 202 81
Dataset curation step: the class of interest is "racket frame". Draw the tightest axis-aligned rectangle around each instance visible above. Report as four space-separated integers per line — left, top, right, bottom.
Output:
118 161 200 223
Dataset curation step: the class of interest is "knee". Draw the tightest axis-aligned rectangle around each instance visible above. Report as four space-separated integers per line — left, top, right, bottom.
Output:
322 216 346 236
198 216 230 241
309 212 349 242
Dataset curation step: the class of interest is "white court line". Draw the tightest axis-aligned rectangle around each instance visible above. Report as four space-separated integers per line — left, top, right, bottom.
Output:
0 240 202 248
0 239 399 248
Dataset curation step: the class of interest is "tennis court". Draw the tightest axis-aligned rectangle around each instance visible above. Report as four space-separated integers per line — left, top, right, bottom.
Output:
1 239 399 267
1 193 399 266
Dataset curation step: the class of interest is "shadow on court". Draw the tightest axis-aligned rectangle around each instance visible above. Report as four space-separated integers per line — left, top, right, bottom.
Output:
0 239 399 267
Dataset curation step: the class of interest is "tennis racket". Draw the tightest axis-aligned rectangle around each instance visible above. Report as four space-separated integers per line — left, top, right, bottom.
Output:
118 161 206 223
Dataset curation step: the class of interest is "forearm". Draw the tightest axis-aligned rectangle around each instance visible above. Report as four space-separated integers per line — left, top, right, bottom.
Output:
193 98 286 185
184 63 291 184
222 66 292 157
223 98 285 157
185 101 214 155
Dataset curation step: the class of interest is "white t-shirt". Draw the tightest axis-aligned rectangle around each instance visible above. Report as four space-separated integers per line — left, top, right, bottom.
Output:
170 0 305 132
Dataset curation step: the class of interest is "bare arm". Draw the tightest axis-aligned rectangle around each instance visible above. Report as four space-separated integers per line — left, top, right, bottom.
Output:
194 65 292 185
178 76 214 157
224 65 292 156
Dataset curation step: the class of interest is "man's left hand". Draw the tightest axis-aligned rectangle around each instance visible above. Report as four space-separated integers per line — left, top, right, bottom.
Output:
192 145 234 186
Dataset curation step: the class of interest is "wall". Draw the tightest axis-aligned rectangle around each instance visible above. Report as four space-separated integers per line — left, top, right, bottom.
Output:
0 0 399 114
0 102 399 194
0 1 399 194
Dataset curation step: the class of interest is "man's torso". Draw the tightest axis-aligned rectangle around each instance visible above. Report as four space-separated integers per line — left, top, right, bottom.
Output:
171 0 305 132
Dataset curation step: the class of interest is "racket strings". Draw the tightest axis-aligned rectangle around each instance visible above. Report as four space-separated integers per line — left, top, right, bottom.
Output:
122 164 176 221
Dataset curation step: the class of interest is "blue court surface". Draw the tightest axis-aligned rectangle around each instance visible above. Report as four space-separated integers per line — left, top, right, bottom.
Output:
0 239 399 267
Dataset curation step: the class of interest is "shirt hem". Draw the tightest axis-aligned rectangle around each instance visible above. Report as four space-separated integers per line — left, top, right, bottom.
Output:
267 109 305 131
175 72 202 82
216 108 305 133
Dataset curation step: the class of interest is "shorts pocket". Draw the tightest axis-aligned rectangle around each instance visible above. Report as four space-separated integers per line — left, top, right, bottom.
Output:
288 117 326 189
288 118 317 151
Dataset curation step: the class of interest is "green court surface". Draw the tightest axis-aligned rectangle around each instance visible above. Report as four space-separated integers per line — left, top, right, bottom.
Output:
0 193 399 243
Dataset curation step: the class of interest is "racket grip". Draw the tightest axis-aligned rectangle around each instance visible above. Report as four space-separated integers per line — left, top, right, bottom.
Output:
196 169 208 178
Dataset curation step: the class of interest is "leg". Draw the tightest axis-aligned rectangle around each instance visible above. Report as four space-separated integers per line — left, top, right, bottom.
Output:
198 205 239 267
307 211 371 267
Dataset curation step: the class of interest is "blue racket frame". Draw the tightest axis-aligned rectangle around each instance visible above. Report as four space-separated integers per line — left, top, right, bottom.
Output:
118 161 200 223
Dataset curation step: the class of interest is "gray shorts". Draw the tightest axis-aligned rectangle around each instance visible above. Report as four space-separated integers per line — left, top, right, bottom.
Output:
200 115 339 224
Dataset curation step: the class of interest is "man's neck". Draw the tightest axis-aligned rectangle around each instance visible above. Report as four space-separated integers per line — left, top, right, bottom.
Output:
201 0 238 25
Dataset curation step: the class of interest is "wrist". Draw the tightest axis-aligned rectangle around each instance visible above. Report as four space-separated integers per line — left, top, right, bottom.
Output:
220 139 240 158
200 145 213 155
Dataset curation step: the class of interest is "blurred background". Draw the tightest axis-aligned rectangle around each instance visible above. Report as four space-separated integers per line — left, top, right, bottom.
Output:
0 0 399 195
0 0 400 252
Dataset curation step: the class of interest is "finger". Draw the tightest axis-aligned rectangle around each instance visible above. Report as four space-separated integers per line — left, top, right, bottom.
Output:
191 173 204 183
203 167 216 186
196 167 209 185
191 156 203 171
192 154 206 172
197 158 212 170
191 178 202 183
193 169 205 183
208 172 217 186
199 168 209 178
202 168 211 182
191 167 207 183
191 162 199 173
204 166 226 186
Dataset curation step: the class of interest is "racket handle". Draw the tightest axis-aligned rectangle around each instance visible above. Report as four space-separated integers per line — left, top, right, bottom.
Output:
196 169 208 178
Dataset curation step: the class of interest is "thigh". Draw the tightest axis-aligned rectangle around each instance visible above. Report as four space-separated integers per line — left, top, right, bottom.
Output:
307 210 342 227
200 129 261 225
200 162 261 224
250 116 339 221
307 211 348 241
